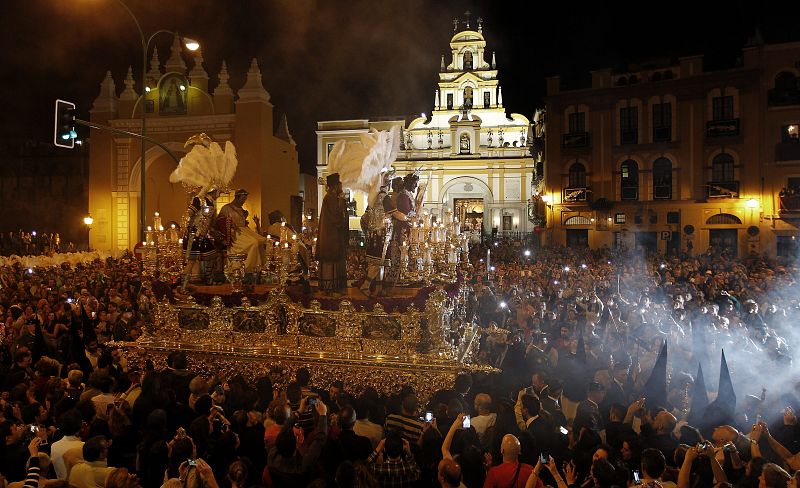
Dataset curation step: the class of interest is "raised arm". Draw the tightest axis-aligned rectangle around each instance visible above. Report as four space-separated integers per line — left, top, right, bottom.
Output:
442 414 463 460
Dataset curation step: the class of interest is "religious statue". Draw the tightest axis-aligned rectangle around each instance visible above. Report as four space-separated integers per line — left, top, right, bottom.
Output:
325 126 401 293
169 133 238 288
216 188 268 276
317 173 349 294
182 190 220 285
360 174 394 297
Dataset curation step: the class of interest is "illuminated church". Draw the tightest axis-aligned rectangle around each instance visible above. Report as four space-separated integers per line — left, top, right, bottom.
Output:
87 36 300 253
316 15 535 233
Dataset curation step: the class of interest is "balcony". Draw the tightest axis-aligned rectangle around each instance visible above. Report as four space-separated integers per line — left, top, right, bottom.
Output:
621 186 639 201
620 129 638 145
768 89 800 107
654 184 672 200
561 132 590 149
706 119 740 138
563 187 591 202
776 142 800 162
779 195 800 213
653 126 672 142
706 180 740 199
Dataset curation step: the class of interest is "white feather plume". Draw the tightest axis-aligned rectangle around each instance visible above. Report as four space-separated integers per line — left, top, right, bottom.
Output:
327 126 400 198
170 140 238 197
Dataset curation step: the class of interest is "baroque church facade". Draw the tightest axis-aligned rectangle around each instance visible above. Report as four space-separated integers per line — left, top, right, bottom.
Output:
88 36 300 253
316 18 537 235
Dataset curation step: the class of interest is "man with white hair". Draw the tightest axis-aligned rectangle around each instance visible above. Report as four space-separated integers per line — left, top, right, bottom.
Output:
470 393 496 445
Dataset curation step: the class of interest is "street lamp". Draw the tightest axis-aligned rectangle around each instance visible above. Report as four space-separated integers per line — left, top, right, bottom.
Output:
111 0 199 243
83 215 94 251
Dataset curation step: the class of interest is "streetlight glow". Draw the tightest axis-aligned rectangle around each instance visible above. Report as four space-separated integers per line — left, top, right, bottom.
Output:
83 216 94 226
183 37 200 51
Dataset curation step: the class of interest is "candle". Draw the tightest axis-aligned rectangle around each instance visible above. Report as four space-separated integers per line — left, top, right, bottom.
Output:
424 244 432 265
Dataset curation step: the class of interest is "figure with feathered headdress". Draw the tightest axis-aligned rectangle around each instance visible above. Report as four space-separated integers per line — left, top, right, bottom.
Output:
169 133 238 285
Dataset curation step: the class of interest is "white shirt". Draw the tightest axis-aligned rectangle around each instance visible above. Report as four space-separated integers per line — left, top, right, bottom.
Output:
51 435 84 479
471 413 497 442
354 419 384 448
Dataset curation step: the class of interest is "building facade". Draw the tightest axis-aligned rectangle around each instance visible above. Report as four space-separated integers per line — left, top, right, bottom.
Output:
316 19 536 234
542 39 800 258
88 36 299 253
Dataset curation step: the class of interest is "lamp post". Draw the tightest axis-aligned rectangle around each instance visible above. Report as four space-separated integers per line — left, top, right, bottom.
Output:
111 0 198 243
83 215 94 251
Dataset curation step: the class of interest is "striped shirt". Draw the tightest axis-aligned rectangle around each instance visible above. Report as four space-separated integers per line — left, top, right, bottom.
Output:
384 413 424 443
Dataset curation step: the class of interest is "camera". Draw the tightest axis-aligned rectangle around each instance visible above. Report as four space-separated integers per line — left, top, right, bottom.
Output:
307 397 317 407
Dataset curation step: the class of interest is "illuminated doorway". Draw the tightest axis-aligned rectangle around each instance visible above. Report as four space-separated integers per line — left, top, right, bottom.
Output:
454 198 483 232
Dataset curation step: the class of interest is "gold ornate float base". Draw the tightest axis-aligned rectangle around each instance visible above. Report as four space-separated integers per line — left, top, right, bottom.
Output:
120 340 486 401
120 285 497 401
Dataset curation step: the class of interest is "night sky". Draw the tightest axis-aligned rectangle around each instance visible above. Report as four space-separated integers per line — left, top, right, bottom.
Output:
1 0 797 173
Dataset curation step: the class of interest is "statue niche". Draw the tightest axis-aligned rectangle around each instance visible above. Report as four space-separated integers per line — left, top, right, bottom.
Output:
459 133 470 154
159 74 188 115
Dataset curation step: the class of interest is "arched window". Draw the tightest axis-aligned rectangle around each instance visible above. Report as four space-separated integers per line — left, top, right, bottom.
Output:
568 162 586 188
620 159 639 200
464 86 473 108
653 157 672 200
463 51 473 70
712 153 734 182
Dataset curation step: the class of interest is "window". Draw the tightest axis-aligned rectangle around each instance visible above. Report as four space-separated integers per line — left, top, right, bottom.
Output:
667 211 680 224
463 51 473 70
447 93 454 110
783 124 800 143
620 107 638 144
614 231 623 249
652 103 672 141
568 112 585 133
620 159 639 200
777 235 798 258
653 157 672 199
615 213 626 224
712 96 734 121
712 153 735 182
770 72 800 106
568 162 586 188
484 91 491 108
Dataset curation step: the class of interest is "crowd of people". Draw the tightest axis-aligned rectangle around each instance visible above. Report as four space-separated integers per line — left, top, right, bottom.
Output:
0 237 797 488
0 231 75 257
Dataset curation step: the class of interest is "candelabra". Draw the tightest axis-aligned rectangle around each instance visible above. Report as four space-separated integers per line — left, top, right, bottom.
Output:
142 212 184 282
398 207 469 285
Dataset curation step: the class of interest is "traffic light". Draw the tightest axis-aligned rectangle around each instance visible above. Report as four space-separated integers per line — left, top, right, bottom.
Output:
54 99 77 148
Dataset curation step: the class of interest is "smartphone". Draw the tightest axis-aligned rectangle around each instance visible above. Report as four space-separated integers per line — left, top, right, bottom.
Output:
307 397 317 406
559 426 569 435
187 459 197 467
424 411 433 422
633 470 641 485
462 415 471 429
539 452 548 465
